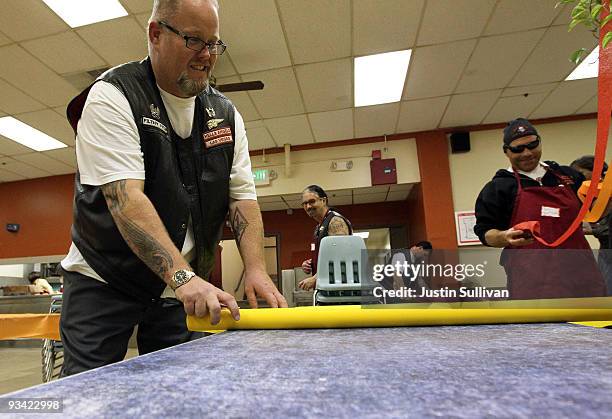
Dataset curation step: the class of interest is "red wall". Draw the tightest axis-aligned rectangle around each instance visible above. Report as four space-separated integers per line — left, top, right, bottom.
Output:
261 201 412 270
0 174 74 258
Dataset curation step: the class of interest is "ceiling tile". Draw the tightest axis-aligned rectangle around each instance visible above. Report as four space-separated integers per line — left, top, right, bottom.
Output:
484 0 560 35
295 58 352 112
212 53 238 78
0 0 68 42
397 96 450 133
353 0 424 55
552 4 574 25
43 147 77 167
277 0 351 64
0 156 53 178
14 109 75 147
501 82 558 97
0 45 79 107
120 0 152 14
354 103 400 138
328 195 353 206
0 32 12 46
576 95 597 114
0 168 26 182
456 30 545 93
0 79 46 114
22 31 106 75
511 25 597 86
219 0 291 73
353 192 388 204
387 191 410 201
77 17 148 66
217 75 262 122
482 93 548 124
354 185 389 195
530 79 598 119
417 0 497 45
134 13 149 30
308 108 354 143
246 67 304 118
265 115 313 146
225 92 261 122
12 153 75 175
245 126 276 150
440 90 501 128
403 40 476 100
0 135 39 156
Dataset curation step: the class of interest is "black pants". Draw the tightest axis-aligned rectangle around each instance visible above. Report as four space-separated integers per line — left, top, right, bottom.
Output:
60 270 195 376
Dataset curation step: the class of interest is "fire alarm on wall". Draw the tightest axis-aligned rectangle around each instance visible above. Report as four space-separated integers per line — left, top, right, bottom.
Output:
6 223 20 233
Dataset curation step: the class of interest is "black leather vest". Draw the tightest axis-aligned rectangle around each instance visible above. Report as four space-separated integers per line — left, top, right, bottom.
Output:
67 58 235 302
311 209 353 275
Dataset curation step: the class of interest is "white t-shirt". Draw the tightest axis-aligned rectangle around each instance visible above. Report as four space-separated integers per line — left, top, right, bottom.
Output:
506 161 548 182
62 81 256 294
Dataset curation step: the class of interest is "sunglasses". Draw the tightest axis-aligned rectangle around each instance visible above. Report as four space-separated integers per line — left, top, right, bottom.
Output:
504 138 540 154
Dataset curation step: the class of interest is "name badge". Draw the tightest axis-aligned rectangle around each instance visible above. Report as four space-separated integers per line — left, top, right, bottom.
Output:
311 243 316 251
541 206 560 218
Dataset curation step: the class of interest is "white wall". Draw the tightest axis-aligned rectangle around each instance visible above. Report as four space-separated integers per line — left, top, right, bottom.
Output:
252 138 420 196
449 118 609 285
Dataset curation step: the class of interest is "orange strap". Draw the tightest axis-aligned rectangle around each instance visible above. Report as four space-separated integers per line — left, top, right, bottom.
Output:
517 5 612 247
0 314 60 340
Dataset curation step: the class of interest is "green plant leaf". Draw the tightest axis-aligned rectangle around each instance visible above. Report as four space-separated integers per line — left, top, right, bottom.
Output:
570 48 588 63
601 14 612 27
569 17 588 31
591 4 604 19
603 31 612 49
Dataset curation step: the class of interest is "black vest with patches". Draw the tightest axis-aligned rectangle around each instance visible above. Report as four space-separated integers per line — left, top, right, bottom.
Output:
67 58 235 302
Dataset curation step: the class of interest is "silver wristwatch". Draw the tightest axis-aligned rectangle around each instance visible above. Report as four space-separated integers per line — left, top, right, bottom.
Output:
170 269 196 290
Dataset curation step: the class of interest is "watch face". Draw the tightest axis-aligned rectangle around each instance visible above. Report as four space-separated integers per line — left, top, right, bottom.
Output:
175 271 188 283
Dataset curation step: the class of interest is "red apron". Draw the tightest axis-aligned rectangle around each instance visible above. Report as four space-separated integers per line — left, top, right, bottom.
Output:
502 169 607 299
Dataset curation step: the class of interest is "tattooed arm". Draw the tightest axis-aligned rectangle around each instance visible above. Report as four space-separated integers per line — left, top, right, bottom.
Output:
229 199 287 308
101 179 239 323
328 216 350 236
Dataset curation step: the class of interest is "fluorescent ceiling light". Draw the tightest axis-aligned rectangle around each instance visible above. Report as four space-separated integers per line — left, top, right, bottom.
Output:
354 50 412 107
566 46 599 81
0 117 67 151
354 231 370 239
42 0 128 28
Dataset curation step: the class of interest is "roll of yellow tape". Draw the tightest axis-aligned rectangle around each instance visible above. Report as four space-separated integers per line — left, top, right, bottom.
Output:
187 298 612 331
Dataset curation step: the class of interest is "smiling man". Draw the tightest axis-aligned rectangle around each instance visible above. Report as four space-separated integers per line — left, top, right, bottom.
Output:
474 118 606 299
298 185 353 291
60 0 286 376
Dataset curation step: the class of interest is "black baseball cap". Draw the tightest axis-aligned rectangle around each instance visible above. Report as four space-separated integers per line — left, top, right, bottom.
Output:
503 118 539 146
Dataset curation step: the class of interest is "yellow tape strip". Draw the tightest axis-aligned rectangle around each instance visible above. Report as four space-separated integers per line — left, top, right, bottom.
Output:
187 298 612 331
570 321 612 328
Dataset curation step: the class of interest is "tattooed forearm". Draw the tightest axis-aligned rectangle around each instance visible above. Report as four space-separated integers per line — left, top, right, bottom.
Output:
230 206 249 246
102 180 174 279
101 180 129 213
328 216 350 236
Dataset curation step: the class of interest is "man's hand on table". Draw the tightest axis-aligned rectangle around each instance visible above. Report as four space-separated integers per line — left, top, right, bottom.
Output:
175 276 240 324
298 276 316 291
244 270 288 309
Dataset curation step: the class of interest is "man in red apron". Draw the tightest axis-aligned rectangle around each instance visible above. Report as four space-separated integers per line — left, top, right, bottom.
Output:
297 185 353 291
474 118 606 299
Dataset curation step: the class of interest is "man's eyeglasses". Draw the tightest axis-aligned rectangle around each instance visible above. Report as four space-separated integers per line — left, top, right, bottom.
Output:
504 138 540 154
158 21 227 55
302 198 319 207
